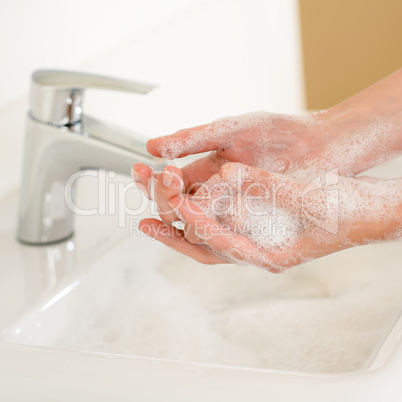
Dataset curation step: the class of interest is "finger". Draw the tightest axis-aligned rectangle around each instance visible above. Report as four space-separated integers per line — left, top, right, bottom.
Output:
176 182 226 245
146 120 232 159
153 166 184 223
168 195 285 273
218 162 300 209
139 218 229 264
356 175 382 184
168 196 246 253
180 152 226 194
131 163 153 199
183 222 204 244
218 162 285 186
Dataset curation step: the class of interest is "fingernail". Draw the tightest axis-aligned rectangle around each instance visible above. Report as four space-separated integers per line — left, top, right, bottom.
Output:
162 170 174 187
136 182 150 199
131 166 141 181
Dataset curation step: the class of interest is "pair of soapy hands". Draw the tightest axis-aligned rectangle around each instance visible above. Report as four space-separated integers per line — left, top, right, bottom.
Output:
131 109 400 272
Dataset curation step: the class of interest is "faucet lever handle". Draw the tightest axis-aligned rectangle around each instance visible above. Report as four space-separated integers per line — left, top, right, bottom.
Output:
30 69 156 126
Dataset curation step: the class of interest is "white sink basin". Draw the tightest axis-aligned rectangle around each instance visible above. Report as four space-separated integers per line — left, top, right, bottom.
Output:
3 240 402 374
1 172 402 375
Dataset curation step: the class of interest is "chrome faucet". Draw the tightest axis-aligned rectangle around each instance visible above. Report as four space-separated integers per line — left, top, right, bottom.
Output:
18 70 166 245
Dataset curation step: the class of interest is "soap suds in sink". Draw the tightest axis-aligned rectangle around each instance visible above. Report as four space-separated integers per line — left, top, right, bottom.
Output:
17 235 402 374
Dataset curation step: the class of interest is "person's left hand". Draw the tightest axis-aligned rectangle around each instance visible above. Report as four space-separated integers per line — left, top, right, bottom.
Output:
138 162 399 272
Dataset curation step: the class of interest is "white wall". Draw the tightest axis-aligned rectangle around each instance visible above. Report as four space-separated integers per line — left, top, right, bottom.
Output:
0 0 303 197
0 0 207 106
0 0 210 196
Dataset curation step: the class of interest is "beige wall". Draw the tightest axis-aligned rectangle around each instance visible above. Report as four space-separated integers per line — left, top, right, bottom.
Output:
299 0 402 110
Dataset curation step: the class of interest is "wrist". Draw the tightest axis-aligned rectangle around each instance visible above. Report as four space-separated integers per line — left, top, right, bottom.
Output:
310 70 402 175
345 179 402 245
324 69 402 152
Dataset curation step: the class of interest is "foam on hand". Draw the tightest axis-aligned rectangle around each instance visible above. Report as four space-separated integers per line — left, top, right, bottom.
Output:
159 111 400 177
158 112 275 160
192 166 304 271
306 116 399 177
157 111 402 270
192 160 402 272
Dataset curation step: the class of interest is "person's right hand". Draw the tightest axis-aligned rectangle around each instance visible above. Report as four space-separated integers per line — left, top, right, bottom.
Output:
133 111 337 223
146 111 337 176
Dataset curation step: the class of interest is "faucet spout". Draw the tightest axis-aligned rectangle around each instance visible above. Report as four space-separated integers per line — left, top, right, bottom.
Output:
17 70 166 245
